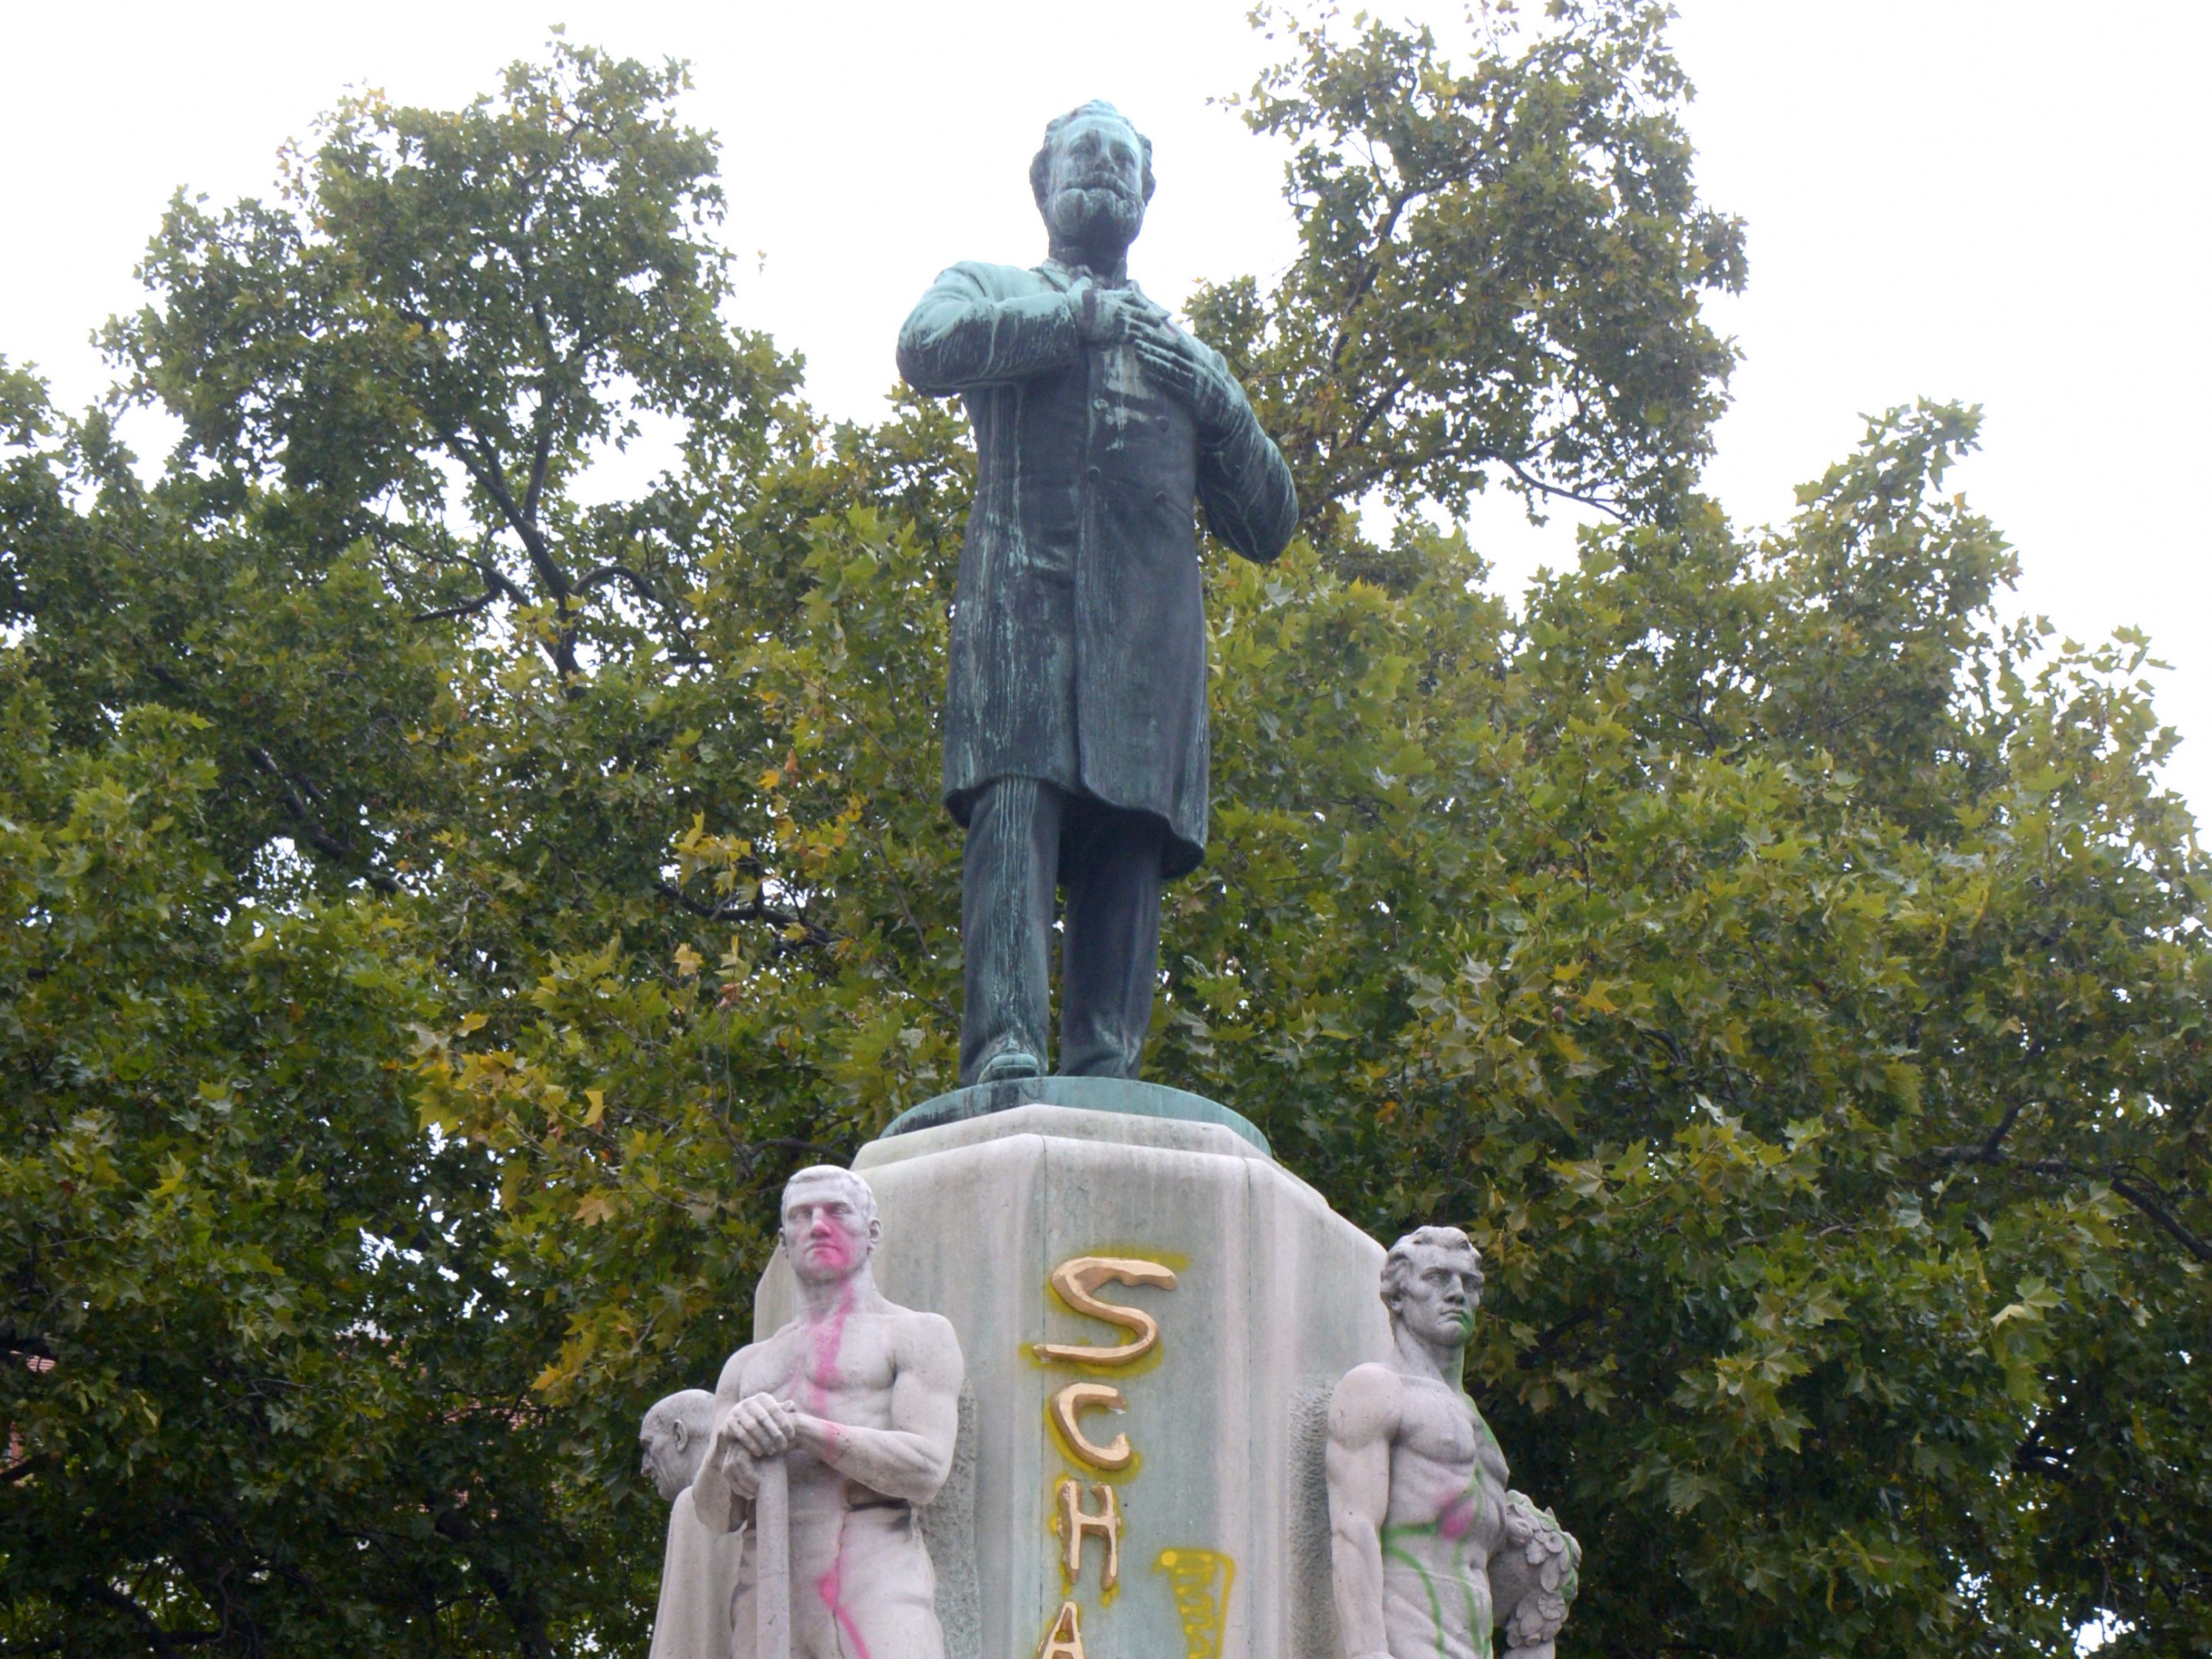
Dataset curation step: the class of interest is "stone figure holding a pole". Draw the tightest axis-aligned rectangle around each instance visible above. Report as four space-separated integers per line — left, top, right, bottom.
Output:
898 99 1299 1088
648 1166 964 1659
1328 1228 1580 1659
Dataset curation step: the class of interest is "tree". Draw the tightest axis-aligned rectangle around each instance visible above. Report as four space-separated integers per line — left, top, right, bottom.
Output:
1189 0 1747 568
5 7 2207 1657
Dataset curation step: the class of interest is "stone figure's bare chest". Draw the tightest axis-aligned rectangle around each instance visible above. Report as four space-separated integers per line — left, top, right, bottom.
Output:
756 1318 898 1424
1394 1380 1511 1488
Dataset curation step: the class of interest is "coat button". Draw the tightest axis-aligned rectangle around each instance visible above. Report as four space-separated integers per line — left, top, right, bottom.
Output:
1086 465 1101 482
1092 397 1108 411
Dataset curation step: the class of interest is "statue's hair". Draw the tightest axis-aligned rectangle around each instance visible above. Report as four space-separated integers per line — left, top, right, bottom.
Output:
1380 1224 1481 1307
783 1164 878 1227
1030 100 1157 212
641 1387 715 1441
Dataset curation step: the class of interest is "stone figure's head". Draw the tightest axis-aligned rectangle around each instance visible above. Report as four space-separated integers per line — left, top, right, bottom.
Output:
781 1164 881 1286
1031 99 1155 262
1381 1225 1484 1350
638 1387 717 1501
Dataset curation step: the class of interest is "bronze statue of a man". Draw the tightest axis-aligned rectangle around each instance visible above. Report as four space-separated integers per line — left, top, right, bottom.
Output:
898 100 1298 1086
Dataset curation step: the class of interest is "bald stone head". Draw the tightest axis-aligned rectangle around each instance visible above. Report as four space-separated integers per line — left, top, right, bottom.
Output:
638 1387 717 1501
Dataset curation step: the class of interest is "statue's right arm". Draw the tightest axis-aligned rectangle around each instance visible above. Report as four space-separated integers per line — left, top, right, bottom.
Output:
686 1344 760 1535
898 263 1083 395
1327 1364 1402 1659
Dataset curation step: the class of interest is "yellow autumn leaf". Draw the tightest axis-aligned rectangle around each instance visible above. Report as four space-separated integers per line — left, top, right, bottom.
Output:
575 1189 622 1225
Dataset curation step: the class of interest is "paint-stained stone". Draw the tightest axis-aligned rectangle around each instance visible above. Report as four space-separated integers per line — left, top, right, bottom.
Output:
755 1100 1391 1659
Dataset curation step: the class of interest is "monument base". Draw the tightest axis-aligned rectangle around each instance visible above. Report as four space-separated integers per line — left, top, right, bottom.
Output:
880 1074 1271 1154
755 1093 1387 1659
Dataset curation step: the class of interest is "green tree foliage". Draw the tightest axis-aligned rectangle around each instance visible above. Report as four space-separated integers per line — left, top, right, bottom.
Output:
1189 0 1747 556
3 6 2206 1657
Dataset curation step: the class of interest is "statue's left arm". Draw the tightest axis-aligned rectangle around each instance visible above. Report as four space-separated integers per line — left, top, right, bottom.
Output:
1127 318 1298 562
1193 344 1299 565
790 1311 962 1505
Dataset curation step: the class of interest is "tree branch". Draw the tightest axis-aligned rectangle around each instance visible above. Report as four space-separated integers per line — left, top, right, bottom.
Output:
575 561 658 600
72 1581 215 1659
245 748 400 895
653 880 832 952
1924 1140 2212 1266
414 559 529 625
432 1508 551 1659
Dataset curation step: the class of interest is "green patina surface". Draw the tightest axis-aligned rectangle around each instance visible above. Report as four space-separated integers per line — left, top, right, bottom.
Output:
881 1076 1271 1155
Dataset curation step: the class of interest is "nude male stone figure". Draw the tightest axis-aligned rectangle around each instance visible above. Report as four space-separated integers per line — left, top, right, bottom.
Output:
649 1166 964 1659
1328 1227 1579 1659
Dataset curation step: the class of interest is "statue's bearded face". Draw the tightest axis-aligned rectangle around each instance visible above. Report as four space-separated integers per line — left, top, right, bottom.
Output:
1387 1241 1484 1349
1043 112 1148 255
781 1172 880 1285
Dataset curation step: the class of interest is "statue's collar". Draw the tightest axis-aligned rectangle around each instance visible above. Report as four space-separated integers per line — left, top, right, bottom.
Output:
1040 256 1138 294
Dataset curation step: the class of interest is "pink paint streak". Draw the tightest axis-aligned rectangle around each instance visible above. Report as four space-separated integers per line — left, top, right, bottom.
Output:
803 1279 856 1414
1437 1491 1477 1541
815 1541 874 1659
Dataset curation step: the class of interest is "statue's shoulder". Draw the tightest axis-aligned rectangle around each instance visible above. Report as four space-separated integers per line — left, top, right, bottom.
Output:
712 1334 771 1398
927 258 1055 298
884 1303 963 1361
1328 1361 1407 1439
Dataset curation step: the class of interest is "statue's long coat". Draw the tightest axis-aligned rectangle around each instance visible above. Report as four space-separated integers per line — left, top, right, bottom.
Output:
897 258 1298 878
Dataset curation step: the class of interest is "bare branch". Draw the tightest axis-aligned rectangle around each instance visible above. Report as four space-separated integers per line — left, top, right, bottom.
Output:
653 880 833 952
245 748 400 895
575 562 658 599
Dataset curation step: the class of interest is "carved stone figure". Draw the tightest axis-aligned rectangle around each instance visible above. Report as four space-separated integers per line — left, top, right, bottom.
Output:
651 1165 964 1659
639 1388 716 1501
897 100 1299 1088
1327 1227 1579 1659
641 1390 746 1659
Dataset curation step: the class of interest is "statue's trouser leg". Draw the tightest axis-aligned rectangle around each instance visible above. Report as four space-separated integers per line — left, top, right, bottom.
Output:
1058 799 1164 1078
959 776 1063 1083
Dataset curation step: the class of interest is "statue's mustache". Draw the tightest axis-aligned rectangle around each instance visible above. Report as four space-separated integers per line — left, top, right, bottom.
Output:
1050 182 1142 240
1055 182 1139 212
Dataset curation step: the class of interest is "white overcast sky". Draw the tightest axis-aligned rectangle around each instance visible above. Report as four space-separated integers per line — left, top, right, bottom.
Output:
4 1 2207 811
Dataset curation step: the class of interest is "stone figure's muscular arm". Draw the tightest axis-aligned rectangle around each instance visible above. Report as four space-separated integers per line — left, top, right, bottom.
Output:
897 262 1083 394
688 1341 764 1534
791 1311 961 1505
1328 1362 1405 1659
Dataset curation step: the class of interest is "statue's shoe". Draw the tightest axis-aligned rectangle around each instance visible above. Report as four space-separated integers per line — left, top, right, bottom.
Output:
974 1049 1041 1084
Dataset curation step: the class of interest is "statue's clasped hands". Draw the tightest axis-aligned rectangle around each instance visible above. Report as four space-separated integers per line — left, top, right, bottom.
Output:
712 1391 803 1497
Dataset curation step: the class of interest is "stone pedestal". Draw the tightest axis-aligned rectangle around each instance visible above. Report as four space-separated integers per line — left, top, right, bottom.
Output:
754 1092 1389 1659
